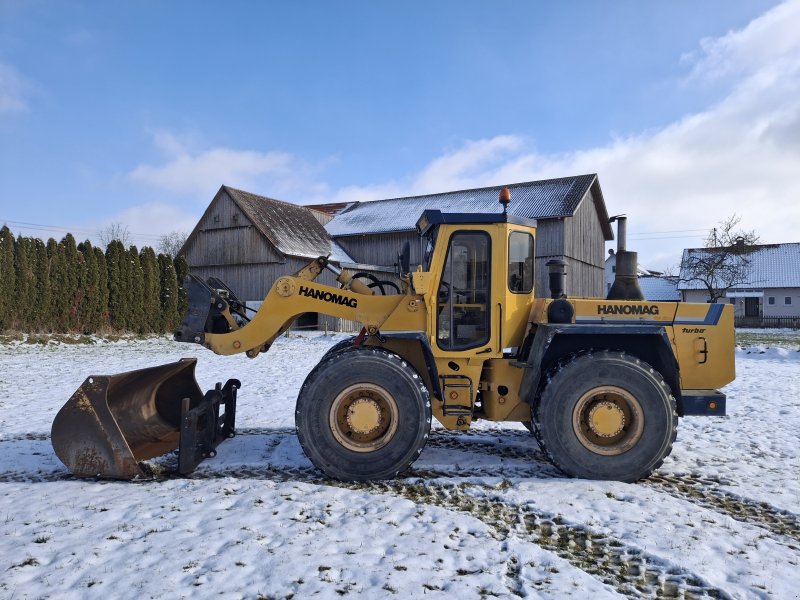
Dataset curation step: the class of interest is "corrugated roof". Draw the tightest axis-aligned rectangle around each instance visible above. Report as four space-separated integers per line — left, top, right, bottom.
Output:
638 276 681 301
678 243 800 290
224 186 354 262
325 175 612 239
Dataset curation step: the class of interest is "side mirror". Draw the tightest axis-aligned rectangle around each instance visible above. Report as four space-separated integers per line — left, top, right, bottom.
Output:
397 241 411 275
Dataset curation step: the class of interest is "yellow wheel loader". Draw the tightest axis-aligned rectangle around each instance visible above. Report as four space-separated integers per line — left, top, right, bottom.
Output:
52 189 735 482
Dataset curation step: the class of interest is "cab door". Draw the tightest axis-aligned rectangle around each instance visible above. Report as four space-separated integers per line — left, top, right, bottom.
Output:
435 229 493 352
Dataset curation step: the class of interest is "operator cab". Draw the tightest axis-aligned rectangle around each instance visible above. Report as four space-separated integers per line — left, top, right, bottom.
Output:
415 208 537 355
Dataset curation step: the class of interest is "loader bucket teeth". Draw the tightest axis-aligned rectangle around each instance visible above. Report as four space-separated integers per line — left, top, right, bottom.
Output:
51 358 205 480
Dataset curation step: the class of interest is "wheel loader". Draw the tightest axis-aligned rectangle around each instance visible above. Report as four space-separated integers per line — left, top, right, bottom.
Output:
52 188 735 482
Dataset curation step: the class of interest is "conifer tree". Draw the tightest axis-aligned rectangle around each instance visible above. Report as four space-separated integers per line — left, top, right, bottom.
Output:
13 236 35 329
78 241 102 332
94 246 109 330
0 226 15 329
106 240 125 330
49 242 70 331
33 239 51 331
127 245 145 333
158 253 179 332
174 254 189 324
140 247 160 332
61 234 81 331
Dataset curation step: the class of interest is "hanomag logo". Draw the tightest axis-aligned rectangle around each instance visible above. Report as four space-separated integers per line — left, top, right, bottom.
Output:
299 285 358 308
597 304 659 316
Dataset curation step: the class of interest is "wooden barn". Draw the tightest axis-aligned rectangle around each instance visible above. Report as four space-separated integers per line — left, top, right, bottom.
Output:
318 174 613 298
182 175 613 332
179 185 358 330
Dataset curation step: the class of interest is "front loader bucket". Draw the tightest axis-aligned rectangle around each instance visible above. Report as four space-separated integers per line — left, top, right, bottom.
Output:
51 358 238 480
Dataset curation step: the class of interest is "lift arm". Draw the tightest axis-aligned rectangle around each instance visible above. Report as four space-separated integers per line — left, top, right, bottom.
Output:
175 257 425 358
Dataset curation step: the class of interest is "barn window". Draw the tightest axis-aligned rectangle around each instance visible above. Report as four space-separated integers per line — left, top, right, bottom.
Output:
437 231 491 351
508 231 534 293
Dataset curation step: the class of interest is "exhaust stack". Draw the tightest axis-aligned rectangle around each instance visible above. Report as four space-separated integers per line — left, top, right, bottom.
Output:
606 215 644 301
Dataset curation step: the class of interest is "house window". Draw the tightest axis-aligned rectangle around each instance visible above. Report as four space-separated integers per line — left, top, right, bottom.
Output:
768 297 775 305
611 266 616 273
786 297 793 305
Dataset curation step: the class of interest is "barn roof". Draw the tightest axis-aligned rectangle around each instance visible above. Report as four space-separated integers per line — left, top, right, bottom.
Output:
678 242 800 290
325 175 613 239
182 186 354 262
224 186 355 262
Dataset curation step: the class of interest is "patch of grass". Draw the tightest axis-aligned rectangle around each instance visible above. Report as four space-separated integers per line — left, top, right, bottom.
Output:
34 536 50 544
736 330 800 350
12 557 39 568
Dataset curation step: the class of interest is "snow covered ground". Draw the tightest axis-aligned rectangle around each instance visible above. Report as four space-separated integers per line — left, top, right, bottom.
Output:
1 332 798 599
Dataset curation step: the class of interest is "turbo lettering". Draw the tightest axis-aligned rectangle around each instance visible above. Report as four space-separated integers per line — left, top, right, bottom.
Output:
597 304 660 316
298 285 358 308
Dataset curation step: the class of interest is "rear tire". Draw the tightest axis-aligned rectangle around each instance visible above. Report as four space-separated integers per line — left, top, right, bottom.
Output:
533 351 677 482
296 347 431 481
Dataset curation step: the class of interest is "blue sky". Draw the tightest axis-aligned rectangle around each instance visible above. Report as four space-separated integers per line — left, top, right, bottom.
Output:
1 0 798 269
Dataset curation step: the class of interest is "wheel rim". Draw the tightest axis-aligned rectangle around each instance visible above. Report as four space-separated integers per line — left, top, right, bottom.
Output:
329 383 399 453
572 385 644 456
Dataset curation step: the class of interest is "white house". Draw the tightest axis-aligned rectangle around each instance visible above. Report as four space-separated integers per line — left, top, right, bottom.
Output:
678 242 800 324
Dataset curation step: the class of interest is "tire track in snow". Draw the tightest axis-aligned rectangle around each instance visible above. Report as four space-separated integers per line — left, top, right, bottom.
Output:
414 430 800 546
183 465 731 599
3 429 799 546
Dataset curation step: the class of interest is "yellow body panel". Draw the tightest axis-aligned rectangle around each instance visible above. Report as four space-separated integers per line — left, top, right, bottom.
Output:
194 219 735 432
670 303 736 390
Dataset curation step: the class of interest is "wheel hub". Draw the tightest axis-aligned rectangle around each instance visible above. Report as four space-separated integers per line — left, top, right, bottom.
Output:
329 383 399 453
587 401 625 437
346 398 382 434
572 385 644 456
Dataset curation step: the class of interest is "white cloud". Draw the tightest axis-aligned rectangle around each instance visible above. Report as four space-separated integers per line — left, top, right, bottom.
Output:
0 61 30 113
89 203 199 247
128 1 800 270
129 131 323 198
328 1 800 270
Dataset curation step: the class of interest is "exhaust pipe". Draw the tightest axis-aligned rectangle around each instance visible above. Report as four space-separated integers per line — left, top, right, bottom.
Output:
606 215 644 301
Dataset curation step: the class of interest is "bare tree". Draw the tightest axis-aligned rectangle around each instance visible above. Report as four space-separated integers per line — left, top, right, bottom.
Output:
157 230 188 258
98 222 131 248
679 215 761 303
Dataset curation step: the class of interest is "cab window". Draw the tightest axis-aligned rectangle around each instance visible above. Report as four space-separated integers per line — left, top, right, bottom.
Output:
437 231 491 350
508 231 534 293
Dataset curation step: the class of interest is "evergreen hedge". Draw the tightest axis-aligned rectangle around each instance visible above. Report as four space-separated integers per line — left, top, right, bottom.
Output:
0 226 186 334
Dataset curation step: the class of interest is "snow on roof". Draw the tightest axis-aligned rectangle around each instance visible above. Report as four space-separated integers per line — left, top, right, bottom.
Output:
678 242 800 290
325 175 612 239
638 276 681 301
224 186 355 263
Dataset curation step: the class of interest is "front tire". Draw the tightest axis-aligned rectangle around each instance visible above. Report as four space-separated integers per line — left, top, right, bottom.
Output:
296 347 431 481
533 351 677 482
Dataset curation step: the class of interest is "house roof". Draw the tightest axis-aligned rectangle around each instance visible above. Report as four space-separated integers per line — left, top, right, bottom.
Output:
183 186 354 263
638 276 681 301
325 175 613 239
678 242 800 290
